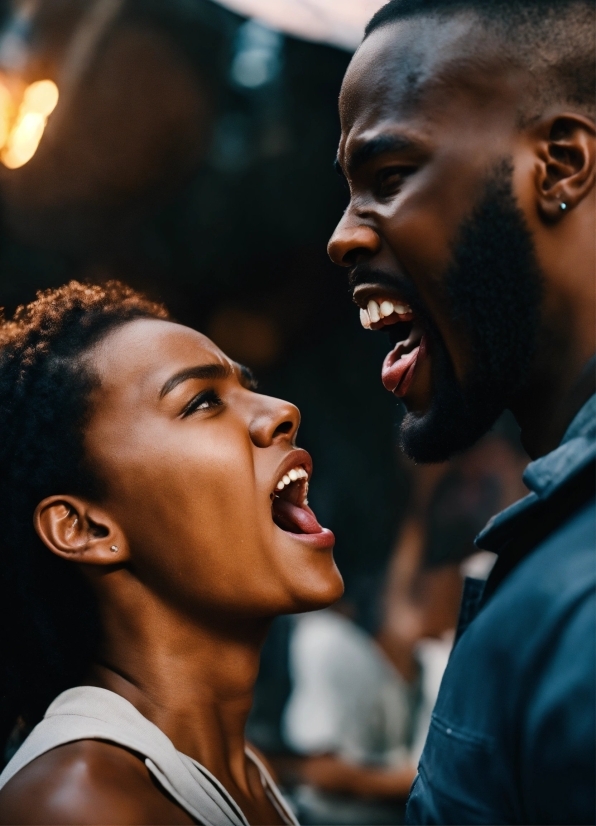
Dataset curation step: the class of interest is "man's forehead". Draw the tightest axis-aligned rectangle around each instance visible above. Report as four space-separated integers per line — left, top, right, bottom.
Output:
340 14 497 132
337 14 526 171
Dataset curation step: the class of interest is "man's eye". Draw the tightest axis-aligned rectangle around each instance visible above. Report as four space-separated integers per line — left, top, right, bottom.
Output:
181 389 223 418
377 166 415 197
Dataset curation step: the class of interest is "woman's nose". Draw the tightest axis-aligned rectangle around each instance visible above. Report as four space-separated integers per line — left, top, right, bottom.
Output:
327 214 381 267
249 396 301 448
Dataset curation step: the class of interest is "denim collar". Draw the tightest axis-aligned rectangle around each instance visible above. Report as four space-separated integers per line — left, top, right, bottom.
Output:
476 394 596 553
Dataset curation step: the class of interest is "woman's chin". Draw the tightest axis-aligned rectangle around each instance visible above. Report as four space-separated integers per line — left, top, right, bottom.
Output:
285 564 345 613
263 522 345 612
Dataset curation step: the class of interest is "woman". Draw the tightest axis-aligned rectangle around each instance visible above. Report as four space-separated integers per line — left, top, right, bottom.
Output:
0 281 344 824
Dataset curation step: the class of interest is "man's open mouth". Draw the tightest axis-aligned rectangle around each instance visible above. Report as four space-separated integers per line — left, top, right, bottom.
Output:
354 287 426 398
271 463 325 535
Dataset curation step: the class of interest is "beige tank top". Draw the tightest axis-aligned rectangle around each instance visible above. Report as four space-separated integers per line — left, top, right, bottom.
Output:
0 686 298 826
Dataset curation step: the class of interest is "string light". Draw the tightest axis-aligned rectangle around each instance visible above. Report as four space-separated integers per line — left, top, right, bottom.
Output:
0 78 59 169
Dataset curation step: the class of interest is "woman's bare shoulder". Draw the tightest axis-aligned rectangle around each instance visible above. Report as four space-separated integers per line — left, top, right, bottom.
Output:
0 739 195 825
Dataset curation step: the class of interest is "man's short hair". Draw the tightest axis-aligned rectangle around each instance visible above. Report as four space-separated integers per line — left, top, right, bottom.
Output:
365 0 595 122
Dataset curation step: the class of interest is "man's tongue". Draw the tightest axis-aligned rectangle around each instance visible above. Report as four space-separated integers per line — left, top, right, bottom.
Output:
272 498 323 534
382 335 425 397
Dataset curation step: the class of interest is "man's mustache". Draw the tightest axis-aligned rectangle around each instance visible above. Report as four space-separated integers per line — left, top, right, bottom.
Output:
347 265 421 309
347 264 446 350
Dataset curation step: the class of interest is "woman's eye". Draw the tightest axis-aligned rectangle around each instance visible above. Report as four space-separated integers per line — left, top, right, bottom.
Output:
181 389 223 418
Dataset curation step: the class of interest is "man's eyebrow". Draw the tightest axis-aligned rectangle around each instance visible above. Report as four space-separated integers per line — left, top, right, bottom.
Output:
160 363 232 399
346 134 416 176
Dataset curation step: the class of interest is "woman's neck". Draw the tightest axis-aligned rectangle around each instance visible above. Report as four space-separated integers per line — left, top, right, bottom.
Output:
85 575 271 798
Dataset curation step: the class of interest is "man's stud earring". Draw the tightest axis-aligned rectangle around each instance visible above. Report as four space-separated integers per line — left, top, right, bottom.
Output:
110 545 118 553
560 202 567 211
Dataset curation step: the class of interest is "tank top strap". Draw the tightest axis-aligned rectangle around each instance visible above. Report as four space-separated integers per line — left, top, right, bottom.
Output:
245 747 299 825
0 686 248 826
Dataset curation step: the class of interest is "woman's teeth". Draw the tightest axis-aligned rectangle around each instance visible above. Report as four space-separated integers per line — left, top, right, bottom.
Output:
276 466 308 491
360 298 412 330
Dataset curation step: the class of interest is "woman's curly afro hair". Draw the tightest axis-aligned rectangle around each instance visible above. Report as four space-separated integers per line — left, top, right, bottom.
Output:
0 281 169 753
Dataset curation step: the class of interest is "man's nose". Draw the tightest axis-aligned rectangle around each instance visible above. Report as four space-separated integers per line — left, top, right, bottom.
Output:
327 213 381 267
249 396 301 448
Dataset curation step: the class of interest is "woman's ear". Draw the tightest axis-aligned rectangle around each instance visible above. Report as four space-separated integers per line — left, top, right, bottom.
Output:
534 113 595 222
34 496 128 565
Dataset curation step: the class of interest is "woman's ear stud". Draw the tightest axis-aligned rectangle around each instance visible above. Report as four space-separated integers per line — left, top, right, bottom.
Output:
560 202 567 211
110 545 118 553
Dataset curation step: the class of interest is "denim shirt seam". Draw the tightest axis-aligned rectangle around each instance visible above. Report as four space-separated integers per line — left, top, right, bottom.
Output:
430 713 496 750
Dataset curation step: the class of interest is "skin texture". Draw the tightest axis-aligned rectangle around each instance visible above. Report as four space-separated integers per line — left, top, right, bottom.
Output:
0 319 344 825
328 15 595 459
0 741 196 825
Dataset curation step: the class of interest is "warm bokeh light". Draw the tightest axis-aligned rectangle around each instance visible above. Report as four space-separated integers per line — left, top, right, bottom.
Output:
0 78 59 169
2 111 46 168
22 79 59 117
0 81 13 150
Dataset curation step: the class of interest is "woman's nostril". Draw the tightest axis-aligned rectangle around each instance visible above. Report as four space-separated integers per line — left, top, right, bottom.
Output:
249 404 298 447
273 420 294 439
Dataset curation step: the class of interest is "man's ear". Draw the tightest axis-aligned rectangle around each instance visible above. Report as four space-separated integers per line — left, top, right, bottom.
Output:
34 496 128 565
534 113 595 222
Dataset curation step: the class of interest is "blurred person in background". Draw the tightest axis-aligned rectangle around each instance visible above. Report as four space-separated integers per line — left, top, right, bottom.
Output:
329 0 595 822
274 432 526 825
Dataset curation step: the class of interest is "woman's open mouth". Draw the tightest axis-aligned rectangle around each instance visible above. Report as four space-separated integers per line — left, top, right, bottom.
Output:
270 458 334 548
355 290 427 398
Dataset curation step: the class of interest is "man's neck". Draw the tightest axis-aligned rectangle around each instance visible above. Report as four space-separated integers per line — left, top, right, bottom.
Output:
514 353 595 459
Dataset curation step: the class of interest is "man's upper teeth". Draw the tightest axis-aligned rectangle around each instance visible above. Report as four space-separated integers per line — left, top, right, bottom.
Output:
367 300 381 323
360 308 372 329
276 466 308 491
361 298 412 329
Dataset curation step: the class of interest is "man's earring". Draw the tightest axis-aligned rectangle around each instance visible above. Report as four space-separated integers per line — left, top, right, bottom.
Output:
559 202 567 211
110 545 118 553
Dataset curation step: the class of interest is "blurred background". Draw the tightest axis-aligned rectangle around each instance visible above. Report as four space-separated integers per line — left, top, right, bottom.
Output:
0 1 529 822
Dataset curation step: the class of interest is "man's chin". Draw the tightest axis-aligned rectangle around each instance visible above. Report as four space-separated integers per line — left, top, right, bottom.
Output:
399 391 502 463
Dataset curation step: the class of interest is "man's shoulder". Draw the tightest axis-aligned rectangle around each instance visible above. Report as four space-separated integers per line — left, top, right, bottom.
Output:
447 498 595 707
0 739 193 824
412 501 596 825
484 498 594 631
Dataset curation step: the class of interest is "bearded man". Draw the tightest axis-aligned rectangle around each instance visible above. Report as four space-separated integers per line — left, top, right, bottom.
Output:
328 1 595 822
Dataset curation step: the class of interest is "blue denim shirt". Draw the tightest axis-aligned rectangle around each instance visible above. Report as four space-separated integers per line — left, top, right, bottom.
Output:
407 395 596 825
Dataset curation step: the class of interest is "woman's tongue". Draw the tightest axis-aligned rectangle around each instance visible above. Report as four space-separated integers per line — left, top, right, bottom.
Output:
272 497 323 534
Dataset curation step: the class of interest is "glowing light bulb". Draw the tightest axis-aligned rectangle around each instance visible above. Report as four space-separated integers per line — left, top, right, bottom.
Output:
1 78 58 169
2 110 44 168
22 79 59 116
0 81 13 149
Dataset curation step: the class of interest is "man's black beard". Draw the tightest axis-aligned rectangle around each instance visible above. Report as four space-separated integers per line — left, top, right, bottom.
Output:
401 160 543 462
350 160 544 463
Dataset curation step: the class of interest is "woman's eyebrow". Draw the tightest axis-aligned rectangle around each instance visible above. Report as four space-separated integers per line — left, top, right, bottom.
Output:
160 363 232 399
